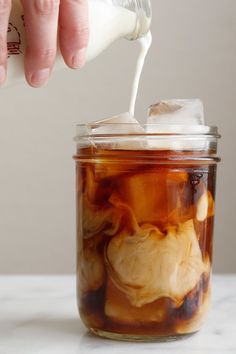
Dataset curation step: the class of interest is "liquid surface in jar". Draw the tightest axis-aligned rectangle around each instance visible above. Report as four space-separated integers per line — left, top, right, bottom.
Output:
75 148 216 336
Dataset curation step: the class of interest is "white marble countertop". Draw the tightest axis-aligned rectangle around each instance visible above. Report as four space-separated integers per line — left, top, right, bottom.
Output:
0 275 235 354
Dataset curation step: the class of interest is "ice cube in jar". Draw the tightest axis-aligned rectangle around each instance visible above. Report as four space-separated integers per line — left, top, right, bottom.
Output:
146 99 211 150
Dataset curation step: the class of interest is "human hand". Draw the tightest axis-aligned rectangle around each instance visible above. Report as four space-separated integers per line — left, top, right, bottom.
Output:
0 0 89 87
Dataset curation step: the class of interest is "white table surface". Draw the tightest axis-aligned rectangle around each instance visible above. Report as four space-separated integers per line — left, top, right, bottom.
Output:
0 275 235 354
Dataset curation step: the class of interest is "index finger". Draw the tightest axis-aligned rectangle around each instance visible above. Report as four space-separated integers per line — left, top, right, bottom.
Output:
21 0 60 87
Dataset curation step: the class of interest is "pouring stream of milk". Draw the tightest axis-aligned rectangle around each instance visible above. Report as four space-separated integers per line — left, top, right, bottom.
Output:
129 31 152 116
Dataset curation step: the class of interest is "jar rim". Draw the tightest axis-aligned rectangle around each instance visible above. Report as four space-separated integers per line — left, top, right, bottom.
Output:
75 124 220 139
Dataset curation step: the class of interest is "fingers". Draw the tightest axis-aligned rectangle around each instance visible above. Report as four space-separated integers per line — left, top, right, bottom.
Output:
0 0 12 85
59 0 89 69
21 0 60 87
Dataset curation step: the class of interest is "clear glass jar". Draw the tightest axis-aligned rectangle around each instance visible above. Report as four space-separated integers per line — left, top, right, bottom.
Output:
73 124 220 341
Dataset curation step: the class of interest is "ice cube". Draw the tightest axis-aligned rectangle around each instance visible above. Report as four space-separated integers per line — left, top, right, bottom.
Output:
148 99 205 125
196 191 215 222
79 245 105 292
114 171 193 227
88 112 144 134
105 277 169 324
87 112 145 150
146 99 210 150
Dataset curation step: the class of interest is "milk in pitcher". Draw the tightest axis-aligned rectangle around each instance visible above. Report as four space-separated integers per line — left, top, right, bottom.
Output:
6 0 152 85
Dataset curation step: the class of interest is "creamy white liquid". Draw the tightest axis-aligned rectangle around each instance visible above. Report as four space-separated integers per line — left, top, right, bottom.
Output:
129 31 152 115
87 0 137 61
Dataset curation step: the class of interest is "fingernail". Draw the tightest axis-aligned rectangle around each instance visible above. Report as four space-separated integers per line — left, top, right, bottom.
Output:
29 68 50 87
0 65 6 85
72 48 86 68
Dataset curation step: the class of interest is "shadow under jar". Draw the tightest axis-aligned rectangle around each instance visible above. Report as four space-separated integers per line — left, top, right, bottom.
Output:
73 124 221 342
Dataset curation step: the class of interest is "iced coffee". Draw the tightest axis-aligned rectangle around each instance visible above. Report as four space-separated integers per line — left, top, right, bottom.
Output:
74 100 220 341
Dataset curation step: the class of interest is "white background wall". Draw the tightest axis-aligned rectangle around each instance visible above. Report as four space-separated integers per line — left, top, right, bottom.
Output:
0 0 235 273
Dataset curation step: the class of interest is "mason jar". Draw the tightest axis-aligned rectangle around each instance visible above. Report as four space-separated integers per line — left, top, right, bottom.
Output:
73 123 220 341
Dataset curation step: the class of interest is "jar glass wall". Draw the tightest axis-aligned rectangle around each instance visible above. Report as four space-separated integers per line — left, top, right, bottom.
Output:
73 125 220 341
